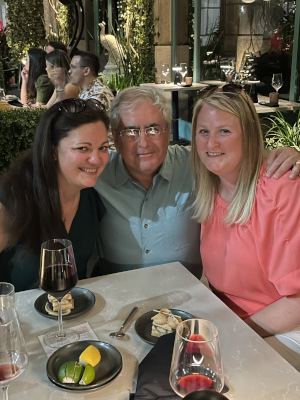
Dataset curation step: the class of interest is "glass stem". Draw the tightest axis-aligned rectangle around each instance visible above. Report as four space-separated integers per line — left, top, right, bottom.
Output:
2 386 8 400
57 300 65 338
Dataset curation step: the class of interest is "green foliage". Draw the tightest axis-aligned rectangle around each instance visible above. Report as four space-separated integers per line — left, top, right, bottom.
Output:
46 4 73 47
117 0 156 83
0 108 46 173
264 111 300 151
5 0 46 61
99 70 143 93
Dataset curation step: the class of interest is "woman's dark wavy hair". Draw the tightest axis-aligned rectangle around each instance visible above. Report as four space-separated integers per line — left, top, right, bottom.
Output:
0 99 109 254
27 48 48 101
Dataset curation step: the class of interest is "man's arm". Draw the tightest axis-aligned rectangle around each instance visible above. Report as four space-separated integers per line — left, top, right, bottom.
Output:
266 147 300 179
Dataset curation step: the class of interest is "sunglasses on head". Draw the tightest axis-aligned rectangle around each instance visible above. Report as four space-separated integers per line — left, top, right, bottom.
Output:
57 98 106 113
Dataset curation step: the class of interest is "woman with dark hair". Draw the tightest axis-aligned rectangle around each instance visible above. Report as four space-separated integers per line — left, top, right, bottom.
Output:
0 98 110 291
45 49 80 108
20 48 54 107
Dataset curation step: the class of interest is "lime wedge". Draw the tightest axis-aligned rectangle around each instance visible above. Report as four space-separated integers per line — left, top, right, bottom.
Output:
79 364 95 385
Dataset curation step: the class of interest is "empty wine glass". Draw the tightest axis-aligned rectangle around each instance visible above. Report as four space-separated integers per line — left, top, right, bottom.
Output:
0 307 28 400
179 63 188 83
39 239 79 348
272 73 283 93
162 63 170 85
170 319 224 398
0 284 15 309
0 89 5 101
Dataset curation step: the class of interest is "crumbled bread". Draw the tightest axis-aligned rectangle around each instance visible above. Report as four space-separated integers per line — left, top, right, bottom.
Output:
45 292 74 315
151 308 182 337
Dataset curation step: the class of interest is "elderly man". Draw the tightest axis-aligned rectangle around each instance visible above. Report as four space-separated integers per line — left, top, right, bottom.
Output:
69 50 114 111
94 86 300 277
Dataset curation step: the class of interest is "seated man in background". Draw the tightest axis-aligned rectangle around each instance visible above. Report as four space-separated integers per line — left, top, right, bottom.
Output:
69 50 114 111
94 86 300 278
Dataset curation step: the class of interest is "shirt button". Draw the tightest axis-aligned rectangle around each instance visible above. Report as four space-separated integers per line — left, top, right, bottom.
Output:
145 249 150 254
144 224 148 228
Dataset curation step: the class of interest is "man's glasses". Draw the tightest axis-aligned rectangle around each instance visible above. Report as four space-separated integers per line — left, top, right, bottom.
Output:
57 98 106 113
119 126 167 141
70 64 88 70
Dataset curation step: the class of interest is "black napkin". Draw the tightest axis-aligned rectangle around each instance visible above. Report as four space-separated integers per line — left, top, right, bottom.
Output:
8 99 23 107
131 332 180 400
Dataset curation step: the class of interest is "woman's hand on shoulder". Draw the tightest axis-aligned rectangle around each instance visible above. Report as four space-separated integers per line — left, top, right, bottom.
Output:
266 147 300 180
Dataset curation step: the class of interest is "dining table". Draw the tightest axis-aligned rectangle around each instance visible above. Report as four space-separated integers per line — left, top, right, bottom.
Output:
12 262 300 400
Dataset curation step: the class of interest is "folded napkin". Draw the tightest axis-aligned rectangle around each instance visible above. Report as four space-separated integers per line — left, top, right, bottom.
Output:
131 332 180 400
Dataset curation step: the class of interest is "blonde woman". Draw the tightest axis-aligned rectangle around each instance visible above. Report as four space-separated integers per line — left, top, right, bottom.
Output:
191 90 300 370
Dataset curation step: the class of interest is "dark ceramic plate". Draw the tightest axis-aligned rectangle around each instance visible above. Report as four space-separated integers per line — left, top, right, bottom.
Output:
135 309 195 345
34 287 95 320
46 340 122 392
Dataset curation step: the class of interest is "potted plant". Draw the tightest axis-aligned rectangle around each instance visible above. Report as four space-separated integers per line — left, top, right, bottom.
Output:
264 111 300 152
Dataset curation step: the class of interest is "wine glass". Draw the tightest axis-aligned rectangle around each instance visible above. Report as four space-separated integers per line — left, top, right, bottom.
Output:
272 73 283 93
0 89 5 101
169 319 224 398
179 63 188 83
162 63 170 84
39 239 79 348
0 284 15 309
0 307 28 400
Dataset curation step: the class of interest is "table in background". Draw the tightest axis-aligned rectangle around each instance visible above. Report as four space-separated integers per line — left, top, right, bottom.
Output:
140 82 206 143
256 94 300 114
14 262 300 400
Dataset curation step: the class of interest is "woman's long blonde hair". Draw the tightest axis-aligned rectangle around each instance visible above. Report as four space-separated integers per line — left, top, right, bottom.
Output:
191 91 266 225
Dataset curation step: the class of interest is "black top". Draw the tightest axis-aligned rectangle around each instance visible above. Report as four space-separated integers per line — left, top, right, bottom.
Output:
0 188 105 292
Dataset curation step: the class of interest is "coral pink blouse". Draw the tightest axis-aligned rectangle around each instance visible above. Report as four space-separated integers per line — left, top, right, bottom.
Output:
200 163 300 320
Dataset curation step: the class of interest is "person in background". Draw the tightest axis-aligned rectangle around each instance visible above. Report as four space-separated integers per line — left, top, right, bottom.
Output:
20 48 54 107
45 49 80 108
191 90 300 370
94 86 300 277
69 50 114 111
45 40 68 54
0 56 15 90
0 98 109 291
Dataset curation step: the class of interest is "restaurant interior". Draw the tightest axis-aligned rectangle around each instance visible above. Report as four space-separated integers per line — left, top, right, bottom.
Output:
0 1 300 399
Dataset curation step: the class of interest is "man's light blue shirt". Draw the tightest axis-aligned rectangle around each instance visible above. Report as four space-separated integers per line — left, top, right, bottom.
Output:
94 145 202 276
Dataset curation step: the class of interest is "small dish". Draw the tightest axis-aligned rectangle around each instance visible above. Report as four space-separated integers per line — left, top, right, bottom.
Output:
46 340 122 391
34 287 95 320
135 309 195 345
5 95 17 101
183 389 229 400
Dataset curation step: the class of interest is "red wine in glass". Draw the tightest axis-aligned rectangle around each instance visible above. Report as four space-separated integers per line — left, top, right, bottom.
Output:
39 239 79 347
0 308 28 400
40 264 78 299
0 364 20 383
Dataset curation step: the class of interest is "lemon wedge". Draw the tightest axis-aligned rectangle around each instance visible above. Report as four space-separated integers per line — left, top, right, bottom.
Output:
79 345 101 367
